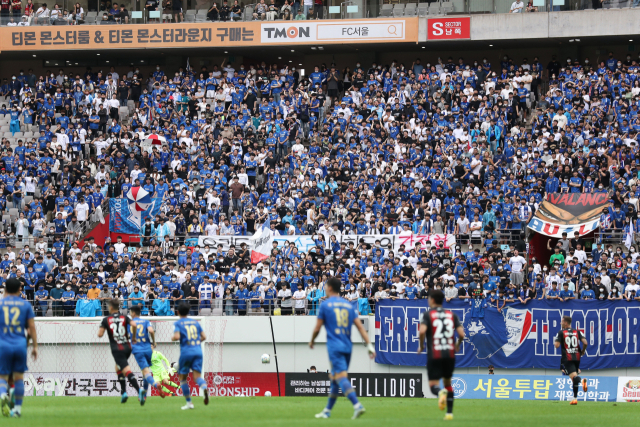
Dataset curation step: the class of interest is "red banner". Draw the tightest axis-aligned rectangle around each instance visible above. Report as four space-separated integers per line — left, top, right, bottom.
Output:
150 372 284 397
427 17 470 40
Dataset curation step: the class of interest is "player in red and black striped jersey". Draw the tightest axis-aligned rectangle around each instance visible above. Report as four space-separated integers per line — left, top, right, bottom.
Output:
97 299 141 404
418 290 465 421
554 315 588 405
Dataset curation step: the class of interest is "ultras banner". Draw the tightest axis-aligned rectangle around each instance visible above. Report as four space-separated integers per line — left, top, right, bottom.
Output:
527 192 609 238
374 299 640 370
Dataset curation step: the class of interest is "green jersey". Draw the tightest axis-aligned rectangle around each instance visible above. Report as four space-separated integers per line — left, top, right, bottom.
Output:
150 350 171 377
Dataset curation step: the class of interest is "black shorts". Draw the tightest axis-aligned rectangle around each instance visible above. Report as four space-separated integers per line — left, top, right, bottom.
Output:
561 360 580 376
111 348 132 371
427 358 456 381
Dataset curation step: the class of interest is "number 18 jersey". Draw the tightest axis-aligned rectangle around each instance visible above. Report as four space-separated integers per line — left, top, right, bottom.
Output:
318 296 358 354
421 307 461 360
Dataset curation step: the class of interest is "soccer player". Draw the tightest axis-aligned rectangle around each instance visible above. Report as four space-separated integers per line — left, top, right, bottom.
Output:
309 277 375 420
151 350 180 396
0 278 38 418
129 305 166 404
172 302 209 410
417 289 465 421
97 299 142 404
554 315 588 405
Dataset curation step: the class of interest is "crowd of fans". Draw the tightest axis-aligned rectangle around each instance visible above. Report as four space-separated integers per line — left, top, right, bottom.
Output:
0 48 640 316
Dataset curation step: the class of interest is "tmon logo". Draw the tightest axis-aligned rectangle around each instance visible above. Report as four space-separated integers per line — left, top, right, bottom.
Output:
264 26 311 39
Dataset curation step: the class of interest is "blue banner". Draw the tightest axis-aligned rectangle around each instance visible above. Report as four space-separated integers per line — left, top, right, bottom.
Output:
109 197 162 235
374 299 640 370
450 374 617 402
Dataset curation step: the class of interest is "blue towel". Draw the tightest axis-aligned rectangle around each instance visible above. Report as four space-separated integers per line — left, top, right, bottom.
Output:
75 299 101 317
152 299 174 316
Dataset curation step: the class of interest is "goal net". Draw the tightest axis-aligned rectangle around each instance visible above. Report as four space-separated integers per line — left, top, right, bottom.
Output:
24 317 227 397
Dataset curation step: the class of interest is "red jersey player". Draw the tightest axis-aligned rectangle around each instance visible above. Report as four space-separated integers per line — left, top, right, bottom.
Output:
554 315 588 405
418 289 465 421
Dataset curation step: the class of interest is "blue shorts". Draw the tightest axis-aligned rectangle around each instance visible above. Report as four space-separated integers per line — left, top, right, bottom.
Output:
178 350 203 375
133 348 153 370
0 343 28 375
328 349 351 375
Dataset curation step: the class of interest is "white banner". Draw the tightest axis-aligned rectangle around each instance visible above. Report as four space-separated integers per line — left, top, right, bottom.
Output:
616 377 640 402
197 234 456 254
261 20 407 44
24 372 126 397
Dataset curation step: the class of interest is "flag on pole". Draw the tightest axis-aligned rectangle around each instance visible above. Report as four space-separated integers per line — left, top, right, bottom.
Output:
250 219 274 264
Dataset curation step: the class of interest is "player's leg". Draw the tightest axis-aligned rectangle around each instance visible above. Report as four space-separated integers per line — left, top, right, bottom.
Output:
115 365 128 402
442 377 455 420
177 354 194 410
192 370 209 406
0 374 10 417
316 373 339 418
427 360 448 412
138 350 165 400
8 373 23 418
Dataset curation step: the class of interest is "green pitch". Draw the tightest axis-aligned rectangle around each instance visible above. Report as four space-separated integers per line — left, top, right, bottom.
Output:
8 397 639 427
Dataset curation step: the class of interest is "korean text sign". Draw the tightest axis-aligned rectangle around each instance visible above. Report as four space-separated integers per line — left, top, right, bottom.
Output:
427 17 470 40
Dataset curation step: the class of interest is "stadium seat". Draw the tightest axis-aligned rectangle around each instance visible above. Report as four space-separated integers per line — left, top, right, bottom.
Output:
12 132 23 138
185 9 197 22
417 3 429 16
441 1 454 14
428 2 441 14
196 9 208 22
8 208 19 221
85 11 97 23
243 6 254 21
379 4 393 17
392 3 405 16
23 196 33 207
404 3 417 16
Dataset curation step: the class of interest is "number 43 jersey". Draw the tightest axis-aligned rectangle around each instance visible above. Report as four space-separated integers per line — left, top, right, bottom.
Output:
100 313 133 352
421 307 461 360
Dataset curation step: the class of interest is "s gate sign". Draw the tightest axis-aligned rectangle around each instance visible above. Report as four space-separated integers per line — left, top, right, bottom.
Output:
427 17 470 40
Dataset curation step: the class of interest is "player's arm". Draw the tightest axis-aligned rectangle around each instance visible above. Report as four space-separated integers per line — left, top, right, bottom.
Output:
309 317 324 349
553 330 561 349
579 332 588 355
353 317 376 359
454 325 465 352
27 317 39 360
148 325 156 348
129 319 137 345
417 323 427 354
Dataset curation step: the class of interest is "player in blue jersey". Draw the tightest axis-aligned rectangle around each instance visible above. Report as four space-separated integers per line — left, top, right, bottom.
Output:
129 305 166 404
1 278 38 418
309 277 375 420
172 303 209 410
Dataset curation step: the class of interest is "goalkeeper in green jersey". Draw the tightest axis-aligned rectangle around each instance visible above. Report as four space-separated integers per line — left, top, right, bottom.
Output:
151 350 180 396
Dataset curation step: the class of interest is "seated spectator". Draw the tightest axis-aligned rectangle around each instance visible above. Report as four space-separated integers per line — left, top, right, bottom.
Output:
34 2 49 24
49 3 61 22
206 1 219 21
280 0 292 19
265 0 277 20
72 2 83 23
294 8 305 20
253 0 266 20
510 0 524 13
219 0 230 21
230 0 241 21
118 4 128 24
526 0 538 11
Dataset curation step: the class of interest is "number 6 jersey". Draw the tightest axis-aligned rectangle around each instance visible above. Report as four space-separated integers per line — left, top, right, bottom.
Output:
100 312 133 352
421 307 461 360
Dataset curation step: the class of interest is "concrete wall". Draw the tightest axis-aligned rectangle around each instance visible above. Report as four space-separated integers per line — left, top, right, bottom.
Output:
468 9 640 41
30 317 640 381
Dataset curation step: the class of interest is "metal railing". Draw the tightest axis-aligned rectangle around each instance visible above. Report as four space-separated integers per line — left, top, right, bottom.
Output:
2 0 632 26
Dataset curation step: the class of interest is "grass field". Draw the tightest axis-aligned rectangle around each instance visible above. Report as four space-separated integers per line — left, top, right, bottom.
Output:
6 396 639 427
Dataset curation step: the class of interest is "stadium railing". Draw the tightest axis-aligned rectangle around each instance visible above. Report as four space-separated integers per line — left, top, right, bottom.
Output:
0 0 632 27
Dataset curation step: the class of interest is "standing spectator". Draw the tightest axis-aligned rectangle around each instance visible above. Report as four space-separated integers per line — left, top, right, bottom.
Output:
303 0 312 17
23 0 34 23
15 212 30 246
172 0 182 23
0 0 11 21
118 3 128 23
510 0 524 13
11 0 21 18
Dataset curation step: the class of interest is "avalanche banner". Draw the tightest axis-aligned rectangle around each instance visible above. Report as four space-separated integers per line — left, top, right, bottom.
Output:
198 234 456 253
527 192 609 238
109 196 162 235
374 299 640 370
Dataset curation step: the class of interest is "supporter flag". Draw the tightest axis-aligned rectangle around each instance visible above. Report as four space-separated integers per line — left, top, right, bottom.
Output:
109 187 162 234
527 192 608 238
251 219 273 264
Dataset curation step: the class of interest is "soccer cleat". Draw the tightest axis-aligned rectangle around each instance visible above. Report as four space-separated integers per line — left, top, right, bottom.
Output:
444 414 454 421
181 402 195 410
139 389 146 406
352 404 365 419
570 399 578 405
121 392 128 404
315 409 331 419
438 389 448 411
155 384 167 399
582 379 588 393
1 394 9 417
9 409 21 418
203 387 209 406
